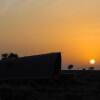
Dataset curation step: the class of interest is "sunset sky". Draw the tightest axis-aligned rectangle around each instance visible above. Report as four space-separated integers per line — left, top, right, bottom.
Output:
0 0 100 69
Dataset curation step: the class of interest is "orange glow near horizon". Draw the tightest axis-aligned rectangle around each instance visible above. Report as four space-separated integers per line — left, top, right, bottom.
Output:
0 0 100 69
90 59 96 65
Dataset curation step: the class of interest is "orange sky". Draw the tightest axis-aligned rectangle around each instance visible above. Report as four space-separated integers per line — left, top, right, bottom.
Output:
0 0 100 69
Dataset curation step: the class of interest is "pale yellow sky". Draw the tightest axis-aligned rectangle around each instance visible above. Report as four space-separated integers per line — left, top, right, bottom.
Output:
0 0 100 69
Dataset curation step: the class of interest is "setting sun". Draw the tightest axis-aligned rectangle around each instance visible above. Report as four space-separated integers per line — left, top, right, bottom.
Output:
89 59 96 65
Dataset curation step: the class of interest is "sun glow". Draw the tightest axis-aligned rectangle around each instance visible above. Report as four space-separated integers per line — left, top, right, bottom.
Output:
89 59 96 65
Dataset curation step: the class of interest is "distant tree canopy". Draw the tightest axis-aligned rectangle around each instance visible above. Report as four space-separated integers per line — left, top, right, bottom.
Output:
68 64 74 70
82 68 86 70
1 53 8 60
1 53 18 60
88 67 95 70
8 53 18 59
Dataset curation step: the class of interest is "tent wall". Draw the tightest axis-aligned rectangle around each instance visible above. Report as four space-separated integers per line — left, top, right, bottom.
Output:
0 52 61 80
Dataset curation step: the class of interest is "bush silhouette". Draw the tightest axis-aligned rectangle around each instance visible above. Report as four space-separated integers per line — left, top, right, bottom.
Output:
1 53 8 60
88 67 95 70
68 65 74 70
8 53 18 59
82 68 86 70
1 53 18 60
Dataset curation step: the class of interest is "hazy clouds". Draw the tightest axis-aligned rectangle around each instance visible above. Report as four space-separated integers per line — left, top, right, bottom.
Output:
0 0 60 15
0 0 36 16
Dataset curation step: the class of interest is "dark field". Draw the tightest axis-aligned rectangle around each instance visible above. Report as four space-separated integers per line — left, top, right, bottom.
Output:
0 70 100 100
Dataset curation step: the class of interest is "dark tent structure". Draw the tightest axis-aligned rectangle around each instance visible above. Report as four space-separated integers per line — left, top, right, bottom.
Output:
0 52 61 80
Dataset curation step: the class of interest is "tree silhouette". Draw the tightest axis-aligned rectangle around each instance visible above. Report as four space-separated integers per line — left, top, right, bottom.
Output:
68 64 74 70
88 67 95 70
1 53 18 60
82 68 86 70
8 53 18 59
1 53 8 60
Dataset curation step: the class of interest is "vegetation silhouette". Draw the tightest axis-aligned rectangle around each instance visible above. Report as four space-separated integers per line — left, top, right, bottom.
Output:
82 68 86 70
8 53 18 59
1 53 8 60
1 53 18 60
68 64 74 70
88 67 95 70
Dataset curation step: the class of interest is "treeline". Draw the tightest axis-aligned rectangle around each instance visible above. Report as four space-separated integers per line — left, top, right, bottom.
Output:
67 64 95 70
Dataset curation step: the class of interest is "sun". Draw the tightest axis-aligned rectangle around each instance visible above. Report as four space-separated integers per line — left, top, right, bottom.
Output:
89 59 96 65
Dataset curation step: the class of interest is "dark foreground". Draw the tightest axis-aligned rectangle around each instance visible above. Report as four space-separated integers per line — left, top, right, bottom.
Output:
0 78 100 100
0 53 99 99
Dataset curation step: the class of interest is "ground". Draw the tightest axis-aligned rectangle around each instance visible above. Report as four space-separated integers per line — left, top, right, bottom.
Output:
0 79 100 100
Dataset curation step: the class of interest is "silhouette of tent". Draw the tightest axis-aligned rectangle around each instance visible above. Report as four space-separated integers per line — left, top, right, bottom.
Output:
0 52 61 80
